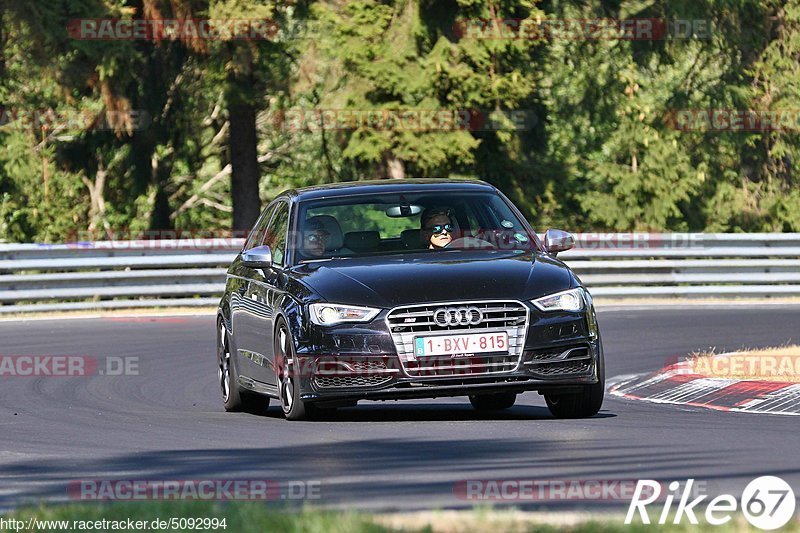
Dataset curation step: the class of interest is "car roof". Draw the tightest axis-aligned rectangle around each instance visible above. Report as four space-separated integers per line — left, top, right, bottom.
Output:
283 178 496 202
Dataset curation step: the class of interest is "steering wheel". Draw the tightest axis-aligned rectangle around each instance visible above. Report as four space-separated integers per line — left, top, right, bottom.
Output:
447 236 496 250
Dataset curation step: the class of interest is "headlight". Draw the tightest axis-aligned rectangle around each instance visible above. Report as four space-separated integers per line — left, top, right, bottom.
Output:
309 303 381 326
584 290 598 338
531 288 585 312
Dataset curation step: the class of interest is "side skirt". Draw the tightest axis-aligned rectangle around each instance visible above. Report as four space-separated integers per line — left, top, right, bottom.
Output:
237 376 279 399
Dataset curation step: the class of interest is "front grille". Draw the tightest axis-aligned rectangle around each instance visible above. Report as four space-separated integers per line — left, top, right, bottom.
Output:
524 345 593 378
404 355 518 377
386 300 528 377
313 375 392 389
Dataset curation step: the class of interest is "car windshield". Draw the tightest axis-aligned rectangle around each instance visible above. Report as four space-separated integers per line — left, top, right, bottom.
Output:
293 191 536 263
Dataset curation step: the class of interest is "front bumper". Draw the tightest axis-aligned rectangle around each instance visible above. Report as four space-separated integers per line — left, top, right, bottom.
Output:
293 301 602 403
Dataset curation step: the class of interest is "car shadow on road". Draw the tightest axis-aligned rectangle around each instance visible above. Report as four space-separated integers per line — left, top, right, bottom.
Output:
253 402 617 422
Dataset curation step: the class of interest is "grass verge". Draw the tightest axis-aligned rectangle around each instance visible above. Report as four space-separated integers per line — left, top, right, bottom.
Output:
1 502 799 532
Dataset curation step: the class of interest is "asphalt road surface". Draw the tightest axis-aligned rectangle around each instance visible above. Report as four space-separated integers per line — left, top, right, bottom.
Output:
1 305 799 511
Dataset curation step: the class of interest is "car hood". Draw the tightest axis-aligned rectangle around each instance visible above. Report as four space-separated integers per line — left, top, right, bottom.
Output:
292 250 575 308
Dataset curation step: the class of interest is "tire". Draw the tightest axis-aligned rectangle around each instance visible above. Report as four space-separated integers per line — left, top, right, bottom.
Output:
218 319 270 413
469 392 517 411
545 344 605 419
274 317 317 421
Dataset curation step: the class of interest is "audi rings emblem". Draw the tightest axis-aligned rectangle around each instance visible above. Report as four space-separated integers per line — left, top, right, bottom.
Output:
433 306 483 327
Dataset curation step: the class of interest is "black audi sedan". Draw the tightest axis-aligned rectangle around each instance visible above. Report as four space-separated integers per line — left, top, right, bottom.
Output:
217 179 604 420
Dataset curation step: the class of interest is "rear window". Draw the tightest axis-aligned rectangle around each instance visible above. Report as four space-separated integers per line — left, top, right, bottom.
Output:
305 204 419 239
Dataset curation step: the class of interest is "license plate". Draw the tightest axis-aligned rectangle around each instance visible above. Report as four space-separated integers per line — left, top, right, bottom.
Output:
414 332 509 357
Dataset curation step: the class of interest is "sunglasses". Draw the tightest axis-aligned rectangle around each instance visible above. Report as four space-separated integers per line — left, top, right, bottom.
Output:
426 223 453 235
305 232 329 243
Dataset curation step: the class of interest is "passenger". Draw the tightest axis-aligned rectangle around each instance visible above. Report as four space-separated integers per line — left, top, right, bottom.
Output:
302 218 331 257
421 207 455 249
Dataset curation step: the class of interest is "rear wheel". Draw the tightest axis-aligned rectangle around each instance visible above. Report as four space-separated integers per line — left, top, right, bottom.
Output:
218 319 269 413
469 392 517 411
545 345 605 419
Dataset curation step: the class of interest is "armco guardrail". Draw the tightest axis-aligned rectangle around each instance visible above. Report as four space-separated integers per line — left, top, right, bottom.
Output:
0 233 799 313
560 232 800 298
0 239 240 314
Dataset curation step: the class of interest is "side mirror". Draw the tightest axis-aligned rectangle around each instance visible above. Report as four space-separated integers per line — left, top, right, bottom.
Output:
544 229 575 255
241 245 273 268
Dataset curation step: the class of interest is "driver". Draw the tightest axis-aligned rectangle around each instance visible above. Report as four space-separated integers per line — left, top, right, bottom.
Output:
301 218 331 257
421 207 455 249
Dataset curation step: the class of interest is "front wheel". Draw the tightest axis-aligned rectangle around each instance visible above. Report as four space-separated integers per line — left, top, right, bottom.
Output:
544 381 604 419
545 345 605 419
469 392 517 411
275 318 316 421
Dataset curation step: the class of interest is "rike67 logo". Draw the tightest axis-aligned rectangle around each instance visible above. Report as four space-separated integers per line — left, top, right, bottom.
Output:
626 476 796 530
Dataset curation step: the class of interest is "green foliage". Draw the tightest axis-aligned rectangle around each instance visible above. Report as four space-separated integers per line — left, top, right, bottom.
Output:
2 0 800 242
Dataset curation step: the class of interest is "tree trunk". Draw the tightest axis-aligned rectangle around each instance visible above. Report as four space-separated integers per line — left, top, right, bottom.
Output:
383 154 405 179
229 101 261 230
0 2 5 81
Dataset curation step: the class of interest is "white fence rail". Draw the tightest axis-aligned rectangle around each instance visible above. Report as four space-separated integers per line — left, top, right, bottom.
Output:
1 233 799 313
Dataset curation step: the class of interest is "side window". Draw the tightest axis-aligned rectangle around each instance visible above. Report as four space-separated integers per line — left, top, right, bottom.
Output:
244 204 277 251
264 202 290 267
